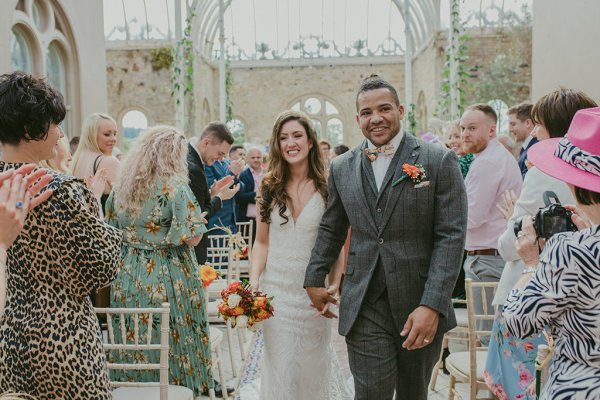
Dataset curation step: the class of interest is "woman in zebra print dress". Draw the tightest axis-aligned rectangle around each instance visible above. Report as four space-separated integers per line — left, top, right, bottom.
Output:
503 107 600 400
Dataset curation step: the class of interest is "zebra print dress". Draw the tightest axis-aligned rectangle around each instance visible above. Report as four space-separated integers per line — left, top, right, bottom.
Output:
503 225 600 400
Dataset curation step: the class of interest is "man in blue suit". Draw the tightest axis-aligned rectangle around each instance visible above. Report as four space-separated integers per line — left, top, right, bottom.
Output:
236 147 264 244
508 102 537 179
205 145 246 233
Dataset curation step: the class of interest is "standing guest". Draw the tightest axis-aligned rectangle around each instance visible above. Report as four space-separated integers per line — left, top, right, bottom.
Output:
504 107 600 400
106 125 221 397
508 103 537 178
229 144 246 161
446 119 473 178
205 133 245 234
485 89 597 399
0 165 53 320
70 112 120 213
319 139 332 162
41 135 71 173
187 123 239 264
237 147 264 243
0 71 121 400
247 110 352 399
332 144 350 159
460 104 522 339
69 135 80 155
305 74 467 400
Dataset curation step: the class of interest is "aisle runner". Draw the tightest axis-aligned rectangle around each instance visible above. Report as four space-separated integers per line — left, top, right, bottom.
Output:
235 330 264 400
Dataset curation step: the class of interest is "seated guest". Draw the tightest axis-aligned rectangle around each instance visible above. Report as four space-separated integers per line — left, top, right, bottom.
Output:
485 88 597 399
237 147 265 243
106 126 228 396
504 107 600 400
0 71 121 399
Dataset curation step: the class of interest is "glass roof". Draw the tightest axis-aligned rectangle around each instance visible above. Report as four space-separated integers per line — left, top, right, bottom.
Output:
103 0 532 60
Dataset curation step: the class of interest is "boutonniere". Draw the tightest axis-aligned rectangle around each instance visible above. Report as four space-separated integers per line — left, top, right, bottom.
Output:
392 163 428 187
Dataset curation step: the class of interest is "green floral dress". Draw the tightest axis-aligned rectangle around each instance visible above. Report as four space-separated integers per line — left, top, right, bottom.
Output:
106 179 213 395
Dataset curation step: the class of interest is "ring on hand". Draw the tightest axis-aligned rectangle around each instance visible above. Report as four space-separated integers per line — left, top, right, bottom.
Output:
15 200 23 209
424 339 430 344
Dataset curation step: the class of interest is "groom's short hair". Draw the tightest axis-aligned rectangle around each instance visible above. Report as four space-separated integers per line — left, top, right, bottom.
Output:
356 74 400 110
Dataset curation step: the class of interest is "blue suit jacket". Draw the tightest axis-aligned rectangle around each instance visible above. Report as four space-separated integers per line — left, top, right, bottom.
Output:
518 136 538 178
204 159 243 232
236 167 257 222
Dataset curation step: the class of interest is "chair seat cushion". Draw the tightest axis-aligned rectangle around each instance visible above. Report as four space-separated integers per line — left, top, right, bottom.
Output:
446 350 488 381
113 385 193 400
454 308 468 327
210 326 224 345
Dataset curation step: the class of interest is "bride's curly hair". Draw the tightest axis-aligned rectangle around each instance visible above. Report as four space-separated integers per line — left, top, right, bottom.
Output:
113 125 188 217
259 110 328 225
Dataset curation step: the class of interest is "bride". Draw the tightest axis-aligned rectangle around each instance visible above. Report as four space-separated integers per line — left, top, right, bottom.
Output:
248 110 353 400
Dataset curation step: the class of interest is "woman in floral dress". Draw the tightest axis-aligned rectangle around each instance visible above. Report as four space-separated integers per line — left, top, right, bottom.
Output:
106 126 214 396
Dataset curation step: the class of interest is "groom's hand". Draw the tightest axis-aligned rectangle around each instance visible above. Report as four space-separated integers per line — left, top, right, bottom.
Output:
400 305 439 350
306 287 338 319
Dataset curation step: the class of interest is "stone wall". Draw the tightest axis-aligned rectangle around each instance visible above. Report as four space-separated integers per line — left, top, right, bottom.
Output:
105 45 175 146
104 27 532 147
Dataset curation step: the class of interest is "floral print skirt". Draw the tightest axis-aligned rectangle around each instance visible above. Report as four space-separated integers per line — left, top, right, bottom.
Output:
484 307 547 400
109 245 214 396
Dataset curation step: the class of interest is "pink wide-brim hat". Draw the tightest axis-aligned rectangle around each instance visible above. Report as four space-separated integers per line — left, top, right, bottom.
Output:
528 107 600 193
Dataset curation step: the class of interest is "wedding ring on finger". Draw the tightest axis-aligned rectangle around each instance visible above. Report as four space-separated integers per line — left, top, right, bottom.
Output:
423 339 430 344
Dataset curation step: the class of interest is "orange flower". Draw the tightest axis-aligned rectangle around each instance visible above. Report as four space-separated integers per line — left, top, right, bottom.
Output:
229 281 242 291
145 221 160 234
253 296 267 309
229 306 244 316
200 264 219 288
146 258 156 274
402 163 421 178
256 309 271 320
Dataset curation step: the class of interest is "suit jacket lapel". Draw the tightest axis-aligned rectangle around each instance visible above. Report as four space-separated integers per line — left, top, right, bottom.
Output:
353 143 378 232
379 134 421 234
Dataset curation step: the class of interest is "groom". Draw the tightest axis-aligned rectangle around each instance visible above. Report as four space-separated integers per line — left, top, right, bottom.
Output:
305 75 467 400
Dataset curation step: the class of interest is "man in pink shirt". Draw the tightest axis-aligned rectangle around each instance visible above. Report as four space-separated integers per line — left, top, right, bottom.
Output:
460 104 522 338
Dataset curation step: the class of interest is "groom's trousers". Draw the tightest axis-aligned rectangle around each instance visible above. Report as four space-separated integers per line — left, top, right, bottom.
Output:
345 283 442 400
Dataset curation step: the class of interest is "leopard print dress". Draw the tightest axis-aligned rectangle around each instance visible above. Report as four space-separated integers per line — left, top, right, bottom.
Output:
0 162 122 399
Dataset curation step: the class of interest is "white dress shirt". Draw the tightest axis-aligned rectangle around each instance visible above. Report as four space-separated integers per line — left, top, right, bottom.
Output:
367 131 404 191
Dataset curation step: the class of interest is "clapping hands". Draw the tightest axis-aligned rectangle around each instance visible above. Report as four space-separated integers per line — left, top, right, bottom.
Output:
496 189 517 220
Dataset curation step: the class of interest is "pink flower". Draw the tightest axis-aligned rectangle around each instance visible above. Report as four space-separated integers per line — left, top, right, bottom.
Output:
503 349 512 357
515 394 525 399
518 366 534 389
522 341 535 353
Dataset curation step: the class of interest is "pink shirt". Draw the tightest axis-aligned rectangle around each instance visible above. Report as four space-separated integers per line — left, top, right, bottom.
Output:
246 167 264 218
465 138 522 250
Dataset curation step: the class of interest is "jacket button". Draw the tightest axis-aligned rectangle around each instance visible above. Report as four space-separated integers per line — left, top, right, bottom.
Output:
377 208 382 213
378 238 384 244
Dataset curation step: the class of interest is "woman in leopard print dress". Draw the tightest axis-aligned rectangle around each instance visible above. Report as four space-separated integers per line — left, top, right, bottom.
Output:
0 71 122 399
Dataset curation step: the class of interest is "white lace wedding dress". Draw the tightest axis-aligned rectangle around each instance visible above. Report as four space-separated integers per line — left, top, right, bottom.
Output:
248 193 353 400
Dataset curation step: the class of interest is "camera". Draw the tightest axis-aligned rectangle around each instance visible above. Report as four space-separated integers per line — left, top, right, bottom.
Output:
513 191 577 239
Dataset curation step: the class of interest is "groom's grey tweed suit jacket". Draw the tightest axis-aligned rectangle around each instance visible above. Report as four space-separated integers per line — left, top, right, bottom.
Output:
304 133 468 336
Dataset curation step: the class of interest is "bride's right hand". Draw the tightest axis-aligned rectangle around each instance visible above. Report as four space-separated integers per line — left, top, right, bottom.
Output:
249 278 259 293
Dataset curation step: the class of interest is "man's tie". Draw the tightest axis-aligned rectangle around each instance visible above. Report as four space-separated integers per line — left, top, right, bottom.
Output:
364 143 394 162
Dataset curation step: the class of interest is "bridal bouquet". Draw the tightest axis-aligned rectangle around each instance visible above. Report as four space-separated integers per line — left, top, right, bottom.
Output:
217 281 274 329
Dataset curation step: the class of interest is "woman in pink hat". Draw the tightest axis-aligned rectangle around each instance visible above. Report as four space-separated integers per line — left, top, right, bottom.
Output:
502 107 600 400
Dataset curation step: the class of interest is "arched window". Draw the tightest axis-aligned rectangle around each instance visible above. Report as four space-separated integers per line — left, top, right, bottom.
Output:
288 96 344 145
10 27 32 72
488 99 509 135
46 42 67 133
227 118 245 144
121 110 148 152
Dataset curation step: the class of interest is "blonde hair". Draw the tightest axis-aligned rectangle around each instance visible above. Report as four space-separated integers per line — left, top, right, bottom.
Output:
41 137 70 173
69 113 116 174
113 125 188 216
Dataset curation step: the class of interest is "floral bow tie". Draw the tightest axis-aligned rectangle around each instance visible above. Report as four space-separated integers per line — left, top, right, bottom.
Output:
364 143 395 162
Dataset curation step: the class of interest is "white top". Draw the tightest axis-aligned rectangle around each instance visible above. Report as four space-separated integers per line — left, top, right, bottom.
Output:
494 166 575 305
366 131 404 191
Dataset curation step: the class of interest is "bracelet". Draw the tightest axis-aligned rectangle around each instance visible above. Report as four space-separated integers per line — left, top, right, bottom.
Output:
522 267 537 275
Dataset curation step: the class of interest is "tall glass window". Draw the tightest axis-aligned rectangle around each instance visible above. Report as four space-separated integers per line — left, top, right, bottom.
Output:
289 96 344 145
10 28 32 72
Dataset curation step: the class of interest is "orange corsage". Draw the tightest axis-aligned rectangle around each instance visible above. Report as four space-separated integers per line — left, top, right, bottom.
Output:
393 163 427 186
